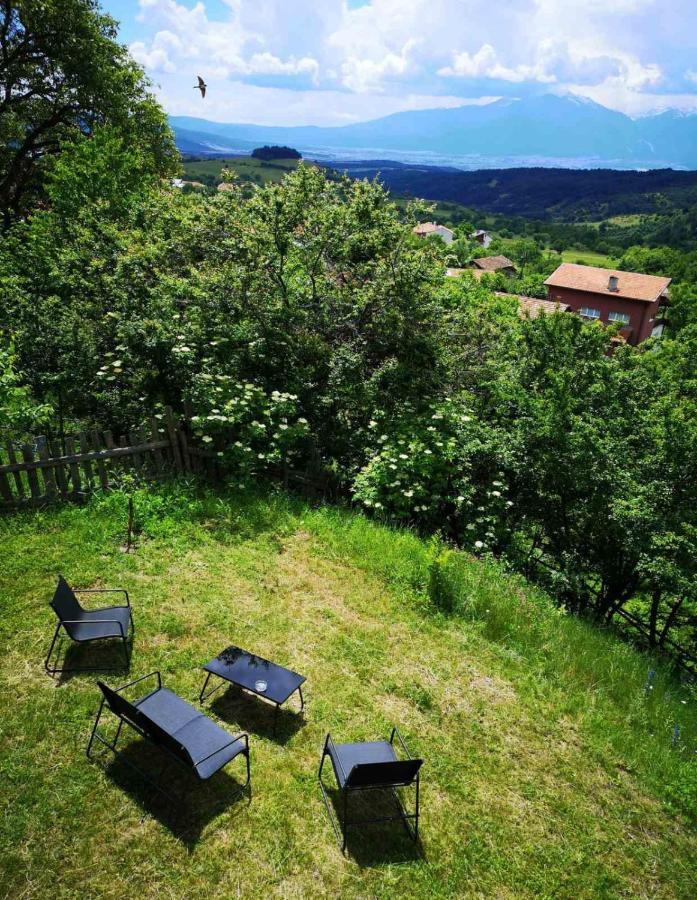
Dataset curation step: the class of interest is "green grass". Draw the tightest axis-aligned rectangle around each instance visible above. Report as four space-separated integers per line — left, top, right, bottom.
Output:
560 249 619 268
182 156 300 186
1 482 695 898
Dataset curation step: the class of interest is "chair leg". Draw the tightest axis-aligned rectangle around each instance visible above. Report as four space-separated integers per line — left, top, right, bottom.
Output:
342 790 348 852
86 698 106 759
244 749 251 789
44 623 62 675
318 749 345 852
121 635 131 670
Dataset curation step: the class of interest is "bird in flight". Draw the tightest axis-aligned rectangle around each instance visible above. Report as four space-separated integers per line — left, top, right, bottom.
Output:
193 75 207 99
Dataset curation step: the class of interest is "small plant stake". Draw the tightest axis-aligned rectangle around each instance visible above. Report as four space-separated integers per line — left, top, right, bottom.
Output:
123 495 135 553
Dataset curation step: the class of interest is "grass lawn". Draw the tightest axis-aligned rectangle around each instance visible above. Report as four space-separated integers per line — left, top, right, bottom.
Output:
1 483 695 898
182 156 300 186
560 249 619 268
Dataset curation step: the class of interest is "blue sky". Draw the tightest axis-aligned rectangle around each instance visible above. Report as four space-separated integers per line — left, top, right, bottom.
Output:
102 0 697 125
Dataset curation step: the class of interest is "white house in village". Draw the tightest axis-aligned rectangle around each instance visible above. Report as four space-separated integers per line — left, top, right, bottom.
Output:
413 221 454 244
470 229 492 248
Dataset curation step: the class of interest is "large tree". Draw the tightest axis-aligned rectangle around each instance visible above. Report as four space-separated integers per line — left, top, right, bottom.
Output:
0 0 177 226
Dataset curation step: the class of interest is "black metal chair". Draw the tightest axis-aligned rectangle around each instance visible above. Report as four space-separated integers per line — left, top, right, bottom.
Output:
319 728 423 852
87 672 251 801
44 575 134 675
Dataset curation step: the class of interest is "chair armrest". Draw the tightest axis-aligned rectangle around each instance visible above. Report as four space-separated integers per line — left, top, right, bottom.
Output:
194 732 249 766
60 618 126 638
389 726 412 759
74 588 130 607
114 671 161 694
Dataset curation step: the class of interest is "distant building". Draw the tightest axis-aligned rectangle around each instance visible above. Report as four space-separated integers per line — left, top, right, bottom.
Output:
471 229 492 248
171 178 185 189
217 182 236 192
472 255 517 276
544 263 671 345
495 292 571 319
445 267 467 277
413 221 454 244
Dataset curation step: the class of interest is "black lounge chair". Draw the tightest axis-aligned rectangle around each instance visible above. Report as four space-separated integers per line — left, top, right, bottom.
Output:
318 728 423 851
87 672 250 800
44 575 134 675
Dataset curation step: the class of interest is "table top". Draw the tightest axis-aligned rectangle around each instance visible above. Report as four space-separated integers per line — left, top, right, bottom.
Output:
202 645 306 705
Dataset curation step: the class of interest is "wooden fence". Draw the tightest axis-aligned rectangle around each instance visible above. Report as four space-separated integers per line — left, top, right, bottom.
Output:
0 407 216 509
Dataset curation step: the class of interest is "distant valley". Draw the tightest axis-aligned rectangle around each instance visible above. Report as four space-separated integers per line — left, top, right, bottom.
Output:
171 94 697 171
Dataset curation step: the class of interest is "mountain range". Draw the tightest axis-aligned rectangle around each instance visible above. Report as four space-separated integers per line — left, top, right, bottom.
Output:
170 94 697 170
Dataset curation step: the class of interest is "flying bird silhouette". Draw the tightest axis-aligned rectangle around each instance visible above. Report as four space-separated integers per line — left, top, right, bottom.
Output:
193 75 207 99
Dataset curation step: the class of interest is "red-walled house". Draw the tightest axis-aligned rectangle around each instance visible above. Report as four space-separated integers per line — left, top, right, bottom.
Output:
544 263 671 345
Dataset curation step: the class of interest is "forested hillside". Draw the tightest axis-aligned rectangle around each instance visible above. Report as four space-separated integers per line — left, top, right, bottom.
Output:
334 163 697 221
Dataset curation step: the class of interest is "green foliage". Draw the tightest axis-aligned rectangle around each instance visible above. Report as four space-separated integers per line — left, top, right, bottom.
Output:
188 374 310 480
0 331 52 433
352 397 511 552
251 145 301 161
428 546 467 613
0 0 177 226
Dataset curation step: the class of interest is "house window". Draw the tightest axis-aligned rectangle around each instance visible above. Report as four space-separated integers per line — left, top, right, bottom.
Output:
580 306 601 320
608 311 631 325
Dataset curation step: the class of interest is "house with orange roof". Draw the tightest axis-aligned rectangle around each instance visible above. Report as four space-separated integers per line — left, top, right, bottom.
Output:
544 263 670 345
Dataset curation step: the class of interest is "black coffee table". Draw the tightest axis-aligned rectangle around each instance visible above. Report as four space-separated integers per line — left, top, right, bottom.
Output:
199 645 306 732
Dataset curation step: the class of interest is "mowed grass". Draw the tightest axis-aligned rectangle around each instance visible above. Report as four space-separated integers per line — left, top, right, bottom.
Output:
1 482 695 899
560 249 619 268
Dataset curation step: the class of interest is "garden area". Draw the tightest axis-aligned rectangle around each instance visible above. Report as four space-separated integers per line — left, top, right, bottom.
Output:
1 483 696 898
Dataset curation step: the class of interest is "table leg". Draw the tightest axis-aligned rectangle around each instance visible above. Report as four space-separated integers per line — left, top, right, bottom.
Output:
199 672 212 703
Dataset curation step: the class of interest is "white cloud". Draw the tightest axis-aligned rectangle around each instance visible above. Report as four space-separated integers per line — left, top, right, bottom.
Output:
438 44 555 83
116 0 697 122
339 39 418 93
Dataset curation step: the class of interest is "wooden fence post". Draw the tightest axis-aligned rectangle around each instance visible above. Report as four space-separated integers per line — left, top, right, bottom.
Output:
21 444 41 502
65 436 81 498
6 443 25 500
37 437 57 500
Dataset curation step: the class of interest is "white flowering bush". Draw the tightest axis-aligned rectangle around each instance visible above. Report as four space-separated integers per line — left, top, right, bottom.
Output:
352 399 511 553
187 373 310 480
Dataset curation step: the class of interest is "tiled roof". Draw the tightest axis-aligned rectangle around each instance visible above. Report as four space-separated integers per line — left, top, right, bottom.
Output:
544 263 671 302
495 292 571 318
413 221 454 236
473 255 515 271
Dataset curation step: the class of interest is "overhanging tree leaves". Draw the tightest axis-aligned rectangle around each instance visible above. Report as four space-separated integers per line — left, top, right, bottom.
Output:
0 0 177 226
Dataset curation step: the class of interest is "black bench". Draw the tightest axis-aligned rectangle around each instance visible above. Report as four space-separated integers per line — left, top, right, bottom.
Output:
319 728 423 851
87 672 250 799
45 575 134 675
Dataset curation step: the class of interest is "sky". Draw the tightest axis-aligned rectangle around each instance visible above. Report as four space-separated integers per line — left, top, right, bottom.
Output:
102 0 697 125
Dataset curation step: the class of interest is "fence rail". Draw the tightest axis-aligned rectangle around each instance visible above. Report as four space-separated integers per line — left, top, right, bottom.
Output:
0 407 216 509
